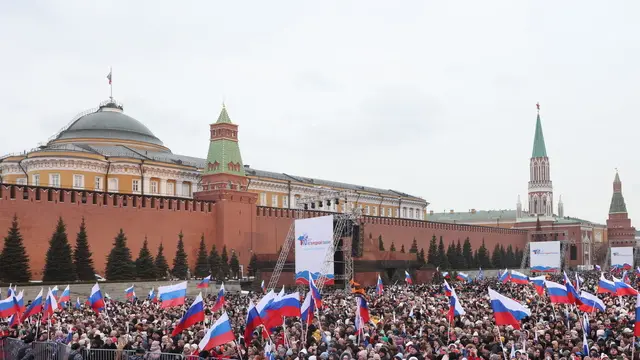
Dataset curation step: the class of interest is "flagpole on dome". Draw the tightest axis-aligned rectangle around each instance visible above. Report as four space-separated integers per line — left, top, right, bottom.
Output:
107 67 113 101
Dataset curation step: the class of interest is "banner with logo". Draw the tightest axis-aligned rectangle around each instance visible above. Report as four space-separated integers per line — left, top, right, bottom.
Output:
530 241 561 272
294 215 334 285
610 247 633 270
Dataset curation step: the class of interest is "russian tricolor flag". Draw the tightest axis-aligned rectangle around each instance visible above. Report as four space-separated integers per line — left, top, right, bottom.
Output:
15 290 24 313
273 292 301 318
634 294 640 337
197 275 211 289
75 297 81 309
125 285 135 300
598 273 617 294
198 312 236 351
58 285 70 307
613 275 638 296
545 280 570 304
171 293 205 336
456 272 470 283
21 289 43 321
498 269 510 283
356 295 370 324
376 274 384 295
510 270 529 285
261 280 266 294
488 288 531 329
300 291 314 326
88 283 105 313
0 294 19 318
405 271 413 285
158 281 188 309
43 287 59 320
148 288 156 302
448 286 465 323
309 274 322 309
530 275 546 296
443 280 453 297
578 291 605 313
563 272 583 305
244 300 264 340
51 286 59 298
212 283 226 312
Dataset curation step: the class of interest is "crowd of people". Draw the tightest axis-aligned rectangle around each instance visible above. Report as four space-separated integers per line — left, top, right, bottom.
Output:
0 270 637 360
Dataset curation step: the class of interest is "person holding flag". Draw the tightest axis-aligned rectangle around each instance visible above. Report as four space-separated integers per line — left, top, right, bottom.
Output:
376 274 384 295
404 271 413 285
211 283 225 312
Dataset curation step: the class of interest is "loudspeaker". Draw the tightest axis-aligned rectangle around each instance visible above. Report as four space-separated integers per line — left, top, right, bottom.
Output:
319 201 323 208
304 204 308 210
327 200 331 206
335 198 340 205
311 203 315 209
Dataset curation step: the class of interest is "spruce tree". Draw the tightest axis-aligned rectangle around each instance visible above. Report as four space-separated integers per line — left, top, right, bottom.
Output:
378 235 385 251
0 215 31 282
418 248 426 266
43 217 77 282
389 242 396 252
472 249 478 268
220 245 230 279
172 232 189 279
229 251 240 279
491 243 503 269
427 235 438 266
248 253 258 276
194 235 210 277
154 243 170 279
400 244 405 253
455 239 464 269
208 245 221 280
505 245 516 268
73 218 95 281
409 238 419 254
437 236 447 268
105 229 136 280
135 238 156 279
462 238 473 270
477 239 490 269
446 243 457 269
514 247 523 267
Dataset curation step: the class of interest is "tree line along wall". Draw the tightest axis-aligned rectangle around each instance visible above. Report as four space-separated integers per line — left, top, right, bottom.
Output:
0 184 216 279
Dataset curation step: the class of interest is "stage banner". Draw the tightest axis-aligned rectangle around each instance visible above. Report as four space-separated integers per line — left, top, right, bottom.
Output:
530 241 561 272
610 247 633 270
295 215 334 285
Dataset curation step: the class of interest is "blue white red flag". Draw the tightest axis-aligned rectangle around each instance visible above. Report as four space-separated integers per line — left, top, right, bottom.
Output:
443 280 453 297
498 269 510 283
21 289 43 321
456 272 471 283
171 293 205 336
510 270 528 285
197 275 211 289
158 281 187 309
300 291 315 326
125 285 134 300
448 285 465 323
43 287 59 320
635 294 640 336
88 283 105 313
261 280 266 294
58 285 70 307
212 283 225 312
545 280 570 304
376 274 384 295
598 273 617 294
198 312 235 351
488 288 530 329
578 291 605 312
563 272 583 305
309 274 322 308
530 275 546 296
405 271 413 285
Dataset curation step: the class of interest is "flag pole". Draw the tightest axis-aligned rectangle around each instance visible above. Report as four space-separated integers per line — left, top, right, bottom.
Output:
109 67 113 100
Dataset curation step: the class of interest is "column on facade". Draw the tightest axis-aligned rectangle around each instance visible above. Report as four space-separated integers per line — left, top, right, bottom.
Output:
160 179 167 196
143 177 151 195
176 180 183 197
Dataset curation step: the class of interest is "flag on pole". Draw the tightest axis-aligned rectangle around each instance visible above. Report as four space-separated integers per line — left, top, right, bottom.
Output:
107 69 112 85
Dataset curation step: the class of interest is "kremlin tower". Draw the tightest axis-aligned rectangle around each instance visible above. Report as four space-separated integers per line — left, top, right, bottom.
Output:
527 104 553 218
606 171 636 247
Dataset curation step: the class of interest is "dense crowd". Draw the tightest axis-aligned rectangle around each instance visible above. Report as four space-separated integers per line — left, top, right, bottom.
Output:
0 271 637 360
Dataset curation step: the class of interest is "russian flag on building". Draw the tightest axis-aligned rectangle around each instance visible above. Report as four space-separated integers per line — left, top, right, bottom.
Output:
457 272 471 283
0 294 19 318
443 280 453 297
634 294 640 337
488 288 531 329
405 271 413 285
448 286 465 323
197 275 211 289
545 280 570 304
58 285 70 307
42 287 59 320
21 289 43 321
158 281 188 309
613 275 638 296
530 275 546 296
498 269 510 283
171 293 205 336
376 274 384 295
212 283 226 312
244 300 264 340
88 283 105 313
578 291 606 312
309 274 322 308
198 312 236 351
510 270 529 285
300 291 315 326
598 274 617 294
563 272 583 305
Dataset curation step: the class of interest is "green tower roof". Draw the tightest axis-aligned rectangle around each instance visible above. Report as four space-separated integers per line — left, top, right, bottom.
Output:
609 172 627 213
531 113 548 158
204 107 245 176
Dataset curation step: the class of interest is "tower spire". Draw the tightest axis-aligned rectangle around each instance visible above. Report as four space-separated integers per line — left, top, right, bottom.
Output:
532 102 547 158
609 170 627 213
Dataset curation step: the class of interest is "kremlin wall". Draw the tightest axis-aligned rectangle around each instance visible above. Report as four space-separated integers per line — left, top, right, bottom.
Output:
0 98 635 284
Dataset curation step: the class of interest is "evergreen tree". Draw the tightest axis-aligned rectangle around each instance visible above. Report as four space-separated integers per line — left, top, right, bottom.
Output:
505 244 516 268
472 249 478 268
500 245 507 266
154 243 170 279
220 245 230 279
437 236 447 268
462 238 473 270
400 244 405 253
229 251 240 279
427 235 438 266
73 218 95 281
455 239 465 269
514 247 523 268
135 238 156 279
248 253 258 276
491 243 503 269
43 217 77 282
446 243 457 269
418 248 426 266
409 238 419 254
378 235 385 251
172 232 189 279
208 245 221 280
194 235 210 277
390 242 396 252
105 229 136 280
0 215 31 282
477 239 491 269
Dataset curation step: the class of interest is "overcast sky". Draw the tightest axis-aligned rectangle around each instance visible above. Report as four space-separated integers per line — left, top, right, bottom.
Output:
1 1 638 225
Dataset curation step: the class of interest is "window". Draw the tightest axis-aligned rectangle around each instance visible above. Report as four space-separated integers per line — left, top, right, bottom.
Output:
402 207 407 218
182 183 190 197
272 194 278 207
49 174 60 188
395 208 399 218
73 174 84 189
108 178 118 192
387 208 392 217
33 174 40 186
132 180 140 193
373 206 377 216
16 178 27 185
409 208 414 218
260 193 266 206
167 182 175 196
365 206 370 215
151 181 159 194
94 177 103 191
